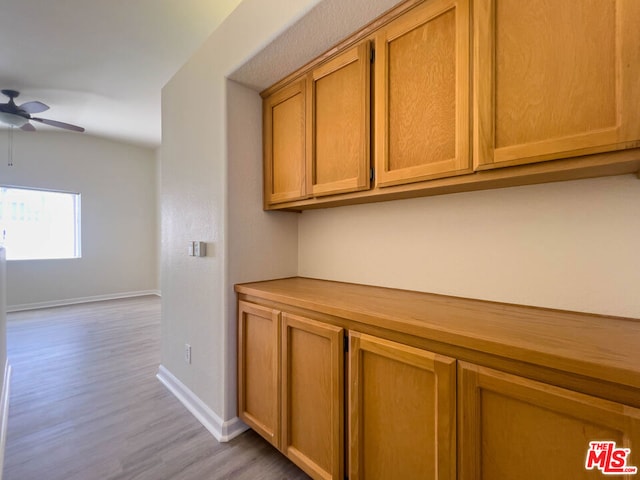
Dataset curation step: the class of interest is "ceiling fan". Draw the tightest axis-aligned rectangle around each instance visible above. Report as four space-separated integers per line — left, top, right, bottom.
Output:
0 89 84 132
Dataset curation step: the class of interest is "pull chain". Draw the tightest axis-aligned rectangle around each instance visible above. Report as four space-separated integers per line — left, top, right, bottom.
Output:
8 126 14 167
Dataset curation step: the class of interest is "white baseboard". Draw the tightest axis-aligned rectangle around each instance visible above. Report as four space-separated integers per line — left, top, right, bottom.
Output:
0 359 12 480
156 365 248 443
7 290 161 312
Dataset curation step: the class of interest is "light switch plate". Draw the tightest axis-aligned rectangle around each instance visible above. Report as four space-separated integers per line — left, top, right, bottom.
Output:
193 241 206 257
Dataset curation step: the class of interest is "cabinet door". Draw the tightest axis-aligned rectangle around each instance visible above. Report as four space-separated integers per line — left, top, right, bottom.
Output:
349 332 456 480
281 313 344 480
458 362 640 480
474 0 640 170
310 43 371 197
374 0 471 187
237 301 280 448
263 78 309 205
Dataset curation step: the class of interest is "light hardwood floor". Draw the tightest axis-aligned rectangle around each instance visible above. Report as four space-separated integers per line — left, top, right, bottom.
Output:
4 296 310 480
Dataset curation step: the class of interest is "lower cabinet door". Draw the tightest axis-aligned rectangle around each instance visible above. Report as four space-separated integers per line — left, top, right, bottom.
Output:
237 301 281 448
281 313 344 480
349 332 457 480
458 362 640 480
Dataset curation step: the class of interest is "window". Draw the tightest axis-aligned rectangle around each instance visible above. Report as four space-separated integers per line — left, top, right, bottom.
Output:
0 186 81 260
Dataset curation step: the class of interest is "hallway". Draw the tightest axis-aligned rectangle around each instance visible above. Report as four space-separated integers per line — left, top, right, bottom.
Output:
4 296 308 480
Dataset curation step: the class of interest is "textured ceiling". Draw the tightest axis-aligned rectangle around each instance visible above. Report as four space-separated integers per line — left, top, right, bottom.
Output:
229 0 402 91
0 0 242 148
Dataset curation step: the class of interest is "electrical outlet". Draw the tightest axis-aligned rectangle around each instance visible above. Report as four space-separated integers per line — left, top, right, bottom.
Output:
185 343 192 364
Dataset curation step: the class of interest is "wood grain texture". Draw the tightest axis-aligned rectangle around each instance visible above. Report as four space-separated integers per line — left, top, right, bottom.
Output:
281 314 343 480
458 362 640 480
311 43 370 197
495 0 616 147
315 63 361 183
4 297 310 480
375 0 471 187
349 332 456 480
237 301 280 448
388 8 456 167
264 79 308 205
235 278 640 392
474 0 640 169
620 0 640 141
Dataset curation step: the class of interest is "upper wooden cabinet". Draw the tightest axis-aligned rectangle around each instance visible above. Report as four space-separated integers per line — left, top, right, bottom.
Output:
263 43 371 207
310 43 371 197
474 0 640 170
262 0 640 210
263 79 308 205
375 0 471 187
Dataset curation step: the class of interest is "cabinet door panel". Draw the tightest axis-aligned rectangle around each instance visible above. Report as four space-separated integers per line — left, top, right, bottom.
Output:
311 43 371 197
375 0 471 187
237 301 280 448
282 313 344 480
349 332 456 480
264 79 308 204
458 362 640 480
475 0 640 169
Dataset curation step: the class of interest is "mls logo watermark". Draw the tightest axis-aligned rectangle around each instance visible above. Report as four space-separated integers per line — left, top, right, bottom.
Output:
585 441 637 475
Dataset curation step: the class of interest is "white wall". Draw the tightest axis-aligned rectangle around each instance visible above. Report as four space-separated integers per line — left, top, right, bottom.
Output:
0 131 158 310
299 174 640 318
161 0 407 426
0 247 6 384
160 0 321 424
0 247 6 476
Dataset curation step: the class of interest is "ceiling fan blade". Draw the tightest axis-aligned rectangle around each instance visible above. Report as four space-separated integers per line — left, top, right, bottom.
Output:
20 122 36 132
31 117 85 132
19 101 49 114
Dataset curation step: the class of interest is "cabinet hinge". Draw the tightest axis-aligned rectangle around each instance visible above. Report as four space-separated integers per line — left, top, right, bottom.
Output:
370 167 375 182
344 336 349 353
370 48 375 63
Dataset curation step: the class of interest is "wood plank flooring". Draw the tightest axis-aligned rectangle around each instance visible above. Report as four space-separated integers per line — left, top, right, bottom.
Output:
4 296 310 480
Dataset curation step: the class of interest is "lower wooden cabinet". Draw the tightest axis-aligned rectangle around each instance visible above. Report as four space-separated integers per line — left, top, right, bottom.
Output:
237 280 640 480
237 303 345 480
238 302 456 480
281 313 344 480
349 332 456 480
237 301 280 448
458 362 640 480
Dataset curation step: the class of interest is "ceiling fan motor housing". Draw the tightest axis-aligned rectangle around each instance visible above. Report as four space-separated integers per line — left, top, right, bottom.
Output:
1 90 20 100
